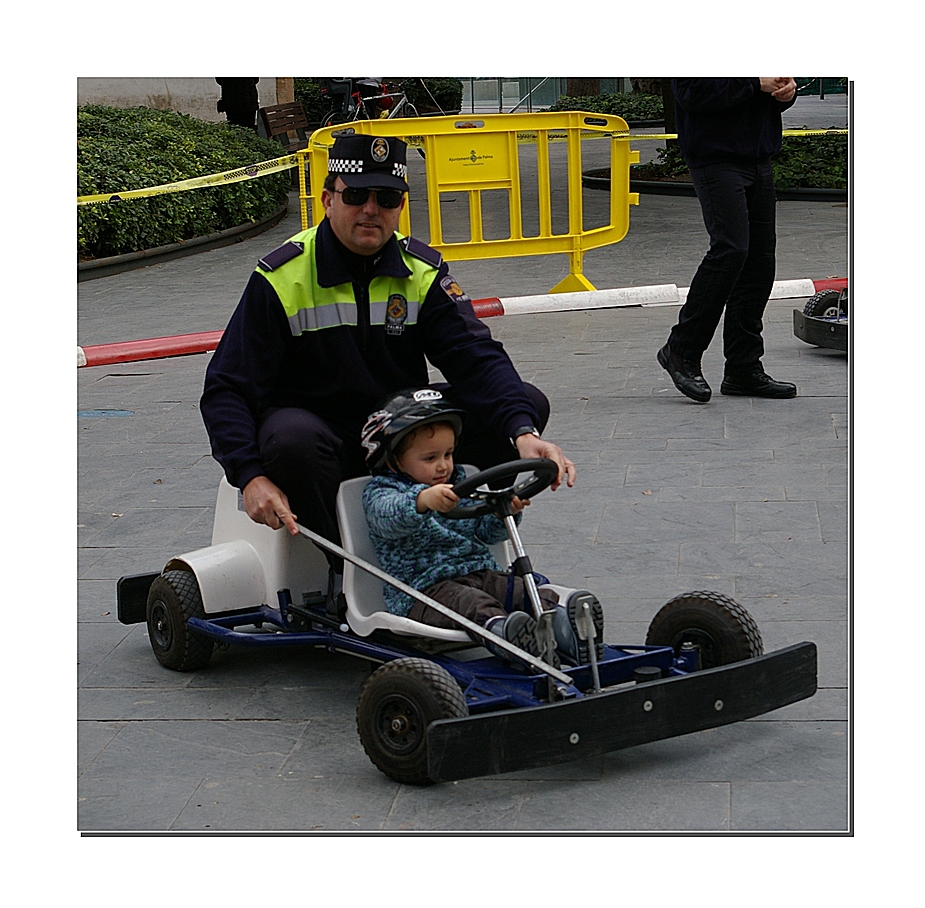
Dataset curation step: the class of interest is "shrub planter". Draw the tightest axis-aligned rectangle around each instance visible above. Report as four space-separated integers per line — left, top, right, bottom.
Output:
78 201 289 282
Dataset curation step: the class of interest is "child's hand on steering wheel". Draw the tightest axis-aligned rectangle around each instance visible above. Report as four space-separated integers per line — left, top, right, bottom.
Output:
416 483 460 514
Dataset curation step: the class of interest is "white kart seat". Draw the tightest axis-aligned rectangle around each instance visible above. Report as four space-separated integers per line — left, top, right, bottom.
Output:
336 471 507 640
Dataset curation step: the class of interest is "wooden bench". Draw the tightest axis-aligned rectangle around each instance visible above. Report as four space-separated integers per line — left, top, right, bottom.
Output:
258 101 312 153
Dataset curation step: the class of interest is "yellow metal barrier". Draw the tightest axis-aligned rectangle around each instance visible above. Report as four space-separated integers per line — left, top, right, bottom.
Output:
297 112 640 294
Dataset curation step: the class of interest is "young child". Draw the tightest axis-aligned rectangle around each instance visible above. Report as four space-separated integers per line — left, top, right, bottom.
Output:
360 388 602 669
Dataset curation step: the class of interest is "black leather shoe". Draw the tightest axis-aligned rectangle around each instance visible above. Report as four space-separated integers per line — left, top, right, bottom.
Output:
720 370 797 398
657 343 711 402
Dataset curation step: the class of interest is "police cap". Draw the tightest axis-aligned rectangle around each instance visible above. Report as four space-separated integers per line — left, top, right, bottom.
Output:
327 134 409 193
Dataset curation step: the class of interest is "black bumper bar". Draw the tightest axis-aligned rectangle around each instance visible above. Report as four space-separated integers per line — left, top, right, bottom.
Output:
427 642 817 782
793 309 847 351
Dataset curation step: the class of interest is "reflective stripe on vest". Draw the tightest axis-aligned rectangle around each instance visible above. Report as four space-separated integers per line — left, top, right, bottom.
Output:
258 225 438 337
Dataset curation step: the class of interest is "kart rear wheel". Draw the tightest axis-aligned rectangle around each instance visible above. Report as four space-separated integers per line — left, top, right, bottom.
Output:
146 570 214 671
357 658 468 785
645 591 763 669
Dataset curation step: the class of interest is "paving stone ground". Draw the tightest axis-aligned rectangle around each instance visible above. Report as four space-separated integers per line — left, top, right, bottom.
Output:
76 95 849 835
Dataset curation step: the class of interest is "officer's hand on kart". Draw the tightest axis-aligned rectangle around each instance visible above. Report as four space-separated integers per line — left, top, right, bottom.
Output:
514 434 576 491
243 475 300 535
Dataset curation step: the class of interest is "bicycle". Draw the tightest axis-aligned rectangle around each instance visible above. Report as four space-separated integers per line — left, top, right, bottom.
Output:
320 78 420 127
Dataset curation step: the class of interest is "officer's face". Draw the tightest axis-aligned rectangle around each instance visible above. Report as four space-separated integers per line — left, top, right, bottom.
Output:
322 177 406 256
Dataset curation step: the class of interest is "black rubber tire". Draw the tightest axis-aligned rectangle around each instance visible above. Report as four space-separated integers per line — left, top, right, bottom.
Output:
804 289 847 318
356 658 468 785
645 591 763 669
146 570 214 671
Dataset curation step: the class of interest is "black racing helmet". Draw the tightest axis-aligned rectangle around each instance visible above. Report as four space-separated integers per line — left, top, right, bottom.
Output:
361 387 464 471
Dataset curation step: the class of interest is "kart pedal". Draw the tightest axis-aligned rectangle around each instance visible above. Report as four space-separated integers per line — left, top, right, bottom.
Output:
536 609 561 670
566 591 605 664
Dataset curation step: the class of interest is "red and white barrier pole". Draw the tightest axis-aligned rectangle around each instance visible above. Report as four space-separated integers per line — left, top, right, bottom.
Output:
78 331 224 367
78 277 847 367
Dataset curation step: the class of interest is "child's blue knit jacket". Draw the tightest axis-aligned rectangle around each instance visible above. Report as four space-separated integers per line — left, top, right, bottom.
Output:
362 466 516 616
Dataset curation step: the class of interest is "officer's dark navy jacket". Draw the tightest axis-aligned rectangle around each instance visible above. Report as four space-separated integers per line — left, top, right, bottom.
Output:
672 78 797 169
201 218 540 493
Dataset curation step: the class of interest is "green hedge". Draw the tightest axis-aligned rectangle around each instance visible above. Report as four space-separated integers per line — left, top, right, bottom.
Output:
772 131 848 189
293 79 329 123
632 131 847 190
546 93 664 122
78 105 291 260
394 78 463 113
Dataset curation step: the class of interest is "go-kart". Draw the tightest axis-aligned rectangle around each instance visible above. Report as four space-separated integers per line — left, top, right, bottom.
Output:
117 459 817 785
793 287 848 352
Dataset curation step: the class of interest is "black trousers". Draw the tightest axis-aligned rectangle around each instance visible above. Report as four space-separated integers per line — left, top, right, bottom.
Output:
668 158 777 374
256 383 550 556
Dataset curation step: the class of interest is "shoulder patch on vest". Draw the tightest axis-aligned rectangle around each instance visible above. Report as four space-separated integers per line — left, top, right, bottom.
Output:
440 274 471 305
257 241 304 272
400 235 443 268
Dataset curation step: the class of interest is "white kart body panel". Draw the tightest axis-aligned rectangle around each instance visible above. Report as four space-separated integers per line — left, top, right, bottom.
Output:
166 477 329 615
336 472 508 641
166 539 266 617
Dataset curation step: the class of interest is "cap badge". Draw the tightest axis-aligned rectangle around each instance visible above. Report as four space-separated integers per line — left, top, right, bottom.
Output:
371 138 389 162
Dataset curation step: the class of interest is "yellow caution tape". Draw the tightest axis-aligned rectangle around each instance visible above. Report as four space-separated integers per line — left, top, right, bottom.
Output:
78 127 846 205
77 154 298 206
628 129 847 141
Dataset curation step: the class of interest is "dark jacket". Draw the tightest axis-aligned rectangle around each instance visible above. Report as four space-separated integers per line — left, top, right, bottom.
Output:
200 218 539 492
672 78 797 169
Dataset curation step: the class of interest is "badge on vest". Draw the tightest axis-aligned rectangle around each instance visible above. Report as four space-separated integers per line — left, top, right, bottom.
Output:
386 294 408 335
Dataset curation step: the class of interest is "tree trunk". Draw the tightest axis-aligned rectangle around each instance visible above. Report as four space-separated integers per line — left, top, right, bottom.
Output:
566 78 601 98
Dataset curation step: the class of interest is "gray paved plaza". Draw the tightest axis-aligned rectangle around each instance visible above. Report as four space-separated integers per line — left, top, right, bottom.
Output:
77 95 849 833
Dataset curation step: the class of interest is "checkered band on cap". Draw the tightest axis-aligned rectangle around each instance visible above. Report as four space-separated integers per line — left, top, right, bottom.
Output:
329 158 364 174
393 163 407 179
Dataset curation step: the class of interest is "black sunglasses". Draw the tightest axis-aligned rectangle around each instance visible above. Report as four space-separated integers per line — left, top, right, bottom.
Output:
333 187 404 209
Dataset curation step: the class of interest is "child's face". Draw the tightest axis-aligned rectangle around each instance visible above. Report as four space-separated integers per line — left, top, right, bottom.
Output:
394 424 456 486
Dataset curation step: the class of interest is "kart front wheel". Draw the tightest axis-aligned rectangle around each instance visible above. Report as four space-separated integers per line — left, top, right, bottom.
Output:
645 591 763 669
357 658 468 785
803 288 847 319
146 570 214 671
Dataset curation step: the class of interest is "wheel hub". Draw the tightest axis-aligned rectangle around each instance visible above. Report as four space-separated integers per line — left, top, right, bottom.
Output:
672 627 719 669
390 715 409 734
149 600 173 649
377 695 424 755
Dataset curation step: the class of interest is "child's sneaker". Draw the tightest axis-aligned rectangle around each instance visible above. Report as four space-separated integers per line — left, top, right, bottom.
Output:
552 591 605 665
485 611 543 671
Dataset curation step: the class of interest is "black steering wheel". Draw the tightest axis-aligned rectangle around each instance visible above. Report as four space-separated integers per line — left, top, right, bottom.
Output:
443 458 559 519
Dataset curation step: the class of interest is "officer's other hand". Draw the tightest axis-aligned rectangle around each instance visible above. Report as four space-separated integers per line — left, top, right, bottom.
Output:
243 475 299 535
771 78 797 102
760 77 796 102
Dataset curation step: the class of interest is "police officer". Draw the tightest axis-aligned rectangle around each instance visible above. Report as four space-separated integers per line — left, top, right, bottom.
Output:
201 134 575 556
